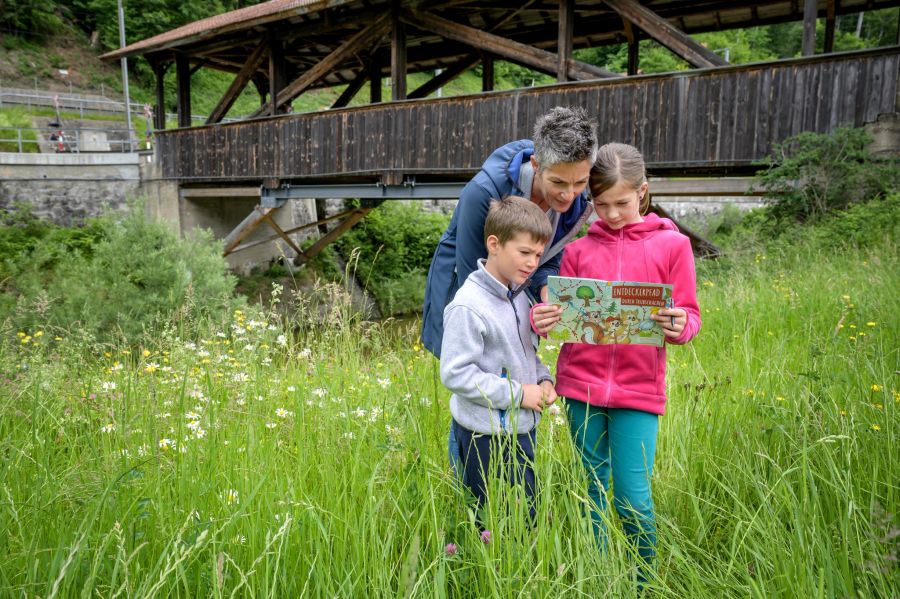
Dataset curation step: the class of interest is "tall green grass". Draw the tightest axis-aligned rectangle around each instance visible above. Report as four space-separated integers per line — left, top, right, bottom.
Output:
0 233 897 596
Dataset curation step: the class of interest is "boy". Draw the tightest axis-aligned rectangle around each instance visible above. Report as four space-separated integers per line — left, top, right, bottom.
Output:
440 196 558 522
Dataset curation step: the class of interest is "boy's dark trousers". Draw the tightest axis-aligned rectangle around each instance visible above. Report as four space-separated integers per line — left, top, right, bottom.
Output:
453 419 537 523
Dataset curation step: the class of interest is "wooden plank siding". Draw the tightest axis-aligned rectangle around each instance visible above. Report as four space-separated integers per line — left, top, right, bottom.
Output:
158 47 900 182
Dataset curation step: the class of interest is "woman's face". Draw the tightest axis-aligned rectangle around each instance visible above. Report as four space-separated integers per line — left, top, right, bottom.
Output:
593 180 648 229
531 157 592 213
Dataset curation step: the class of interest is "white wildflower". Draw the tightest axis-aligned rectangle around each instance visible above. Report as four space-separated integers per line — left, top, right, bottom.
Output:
100 423 116 433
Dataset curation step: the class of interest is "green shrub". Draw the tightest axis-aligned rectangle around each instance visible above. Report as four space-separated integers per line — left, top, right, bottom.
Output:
1 201 238 343
335 202 449 316
756 126 899 223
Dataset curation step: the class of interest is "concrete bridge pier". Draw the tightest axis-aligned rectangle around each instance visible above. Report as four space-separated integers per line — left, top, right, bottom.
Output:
139 156 320 274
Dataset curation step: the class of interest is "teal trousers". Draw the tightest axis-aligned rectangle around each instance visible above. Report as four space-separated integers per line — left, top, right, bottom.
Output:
565 400 659 570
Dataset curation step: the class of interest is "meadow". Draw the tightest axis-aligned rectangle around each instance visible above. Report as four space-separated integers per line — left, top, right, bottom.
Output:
0 231 898 597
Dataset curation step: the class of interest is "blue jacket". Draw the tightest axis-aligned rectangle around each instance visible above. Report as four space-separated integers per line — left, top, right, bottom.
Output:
421 139 593 357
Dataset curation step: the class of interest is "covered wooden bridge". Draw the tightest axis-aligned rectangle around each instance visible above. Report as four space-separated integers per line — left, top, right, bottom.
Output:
103 0 900 263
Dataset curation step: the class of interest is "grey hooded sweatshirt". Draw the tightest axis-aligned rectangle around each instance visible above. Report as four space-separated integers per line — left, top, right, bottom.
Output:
440 259 552 435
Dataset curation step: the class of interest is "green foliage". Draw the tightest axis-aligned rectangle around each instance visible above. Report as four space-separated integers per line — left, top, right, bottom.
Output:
755 126 899 223
0 108 39 152
0 0 65 40
0 202 238 343
335 202 449 316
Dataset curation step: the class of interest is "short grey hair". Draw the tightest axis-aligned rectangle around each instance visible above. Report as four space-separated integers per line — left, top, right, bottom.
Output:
532 106 598 168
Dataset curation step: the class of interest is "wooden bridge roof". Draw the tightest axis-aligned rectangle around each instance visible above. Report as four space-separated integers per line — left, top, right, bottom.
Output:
104 0 900 91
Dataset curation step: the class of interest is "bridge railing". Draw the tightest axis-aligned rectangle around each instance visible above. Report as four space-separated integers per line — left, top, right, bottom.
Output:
156 46 900 182
0 126 146 153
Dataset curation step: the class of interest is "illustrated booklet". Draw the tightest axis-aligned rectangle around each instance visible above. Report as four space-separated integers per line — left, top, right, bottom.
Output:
546 276 673 347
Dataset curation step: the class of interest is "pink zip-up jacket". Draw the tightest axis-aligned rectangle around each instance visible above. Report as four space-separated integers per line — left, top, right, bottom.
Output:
555 213 701 415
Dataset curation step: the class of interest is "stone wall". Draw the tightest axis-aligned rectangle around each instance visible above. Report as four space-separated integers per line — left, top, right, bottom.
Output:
0 152 140 224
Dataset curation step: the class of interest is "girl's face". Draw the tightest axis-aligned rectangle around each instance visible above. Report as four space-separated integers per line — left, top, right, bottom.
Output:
592 180 648 230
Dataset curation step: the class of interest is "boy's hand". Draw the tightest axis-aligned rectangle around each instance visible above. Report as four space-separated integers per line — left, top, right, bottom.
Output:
520 384 545 412
539 380 558 406
521 382 557 412
530 303 562 336
651 307 687 339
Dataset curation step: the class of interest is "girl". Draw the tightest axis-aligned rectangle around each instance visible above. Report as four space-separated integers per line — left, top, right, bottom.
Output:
533 142 701 577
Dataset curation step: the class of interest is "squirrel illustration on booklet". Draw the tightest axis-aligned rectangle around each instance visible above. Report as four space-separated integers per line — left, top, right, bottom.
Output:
546 276 674 347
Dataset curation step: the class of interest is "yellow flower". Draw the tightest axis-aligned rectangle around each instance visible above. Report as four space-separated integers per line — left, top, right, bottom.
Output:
34 331 43 337
870 424 881 432
849 324 857 329
142 349 151 358
745 389 755 397
893 390 900 403
776 396 785 401
871 384 883 392
840 410 847 417
849 336 856 341
866 322 877 327
872 403 883 410
20 337 30 344
16 331 25 337
841 295 850 301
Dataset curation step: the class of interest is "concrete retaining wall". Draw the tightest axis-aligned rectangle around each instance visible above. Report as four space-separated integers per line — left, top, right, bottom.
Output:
0 152 140 225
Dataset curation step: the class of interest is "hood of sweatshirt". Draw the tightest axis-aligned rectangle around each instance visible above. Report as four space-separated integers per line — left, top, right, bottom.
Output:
587 212 679 242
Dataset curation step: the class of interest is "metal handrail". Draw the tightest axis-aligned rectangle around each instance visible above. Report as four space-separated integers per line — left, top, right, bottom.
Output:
0 126 147 153
0 90 238 123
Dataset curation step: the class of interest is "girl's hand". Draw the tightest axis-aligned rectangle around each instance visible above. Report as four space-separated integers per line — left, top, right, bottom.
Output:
530 303 562 336
652 307 686 339
539 380 558 406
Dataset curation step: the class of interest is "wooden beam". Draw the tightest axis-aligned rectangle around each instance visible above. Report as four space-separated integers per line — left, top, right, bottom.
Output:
408 55 480 99
602 0 727 68
152 60 168 130
369 59 382 103
400 10 618 80
207 40 268 124
175 54 192 128
223 206 275 256
392 11 407 101
250 14 391 118
292 206 378 265
623 19 640 75
824 0 837 53
802 0 817 56
268 31 288 115
260 211 305 257
482 53 494 91
331 65 369 108
228 207 360 254
557 0 574 82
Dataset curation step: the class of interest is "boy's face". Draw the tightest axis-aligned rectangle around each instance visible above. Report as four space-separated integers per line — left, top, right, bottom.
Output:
485 232 546 287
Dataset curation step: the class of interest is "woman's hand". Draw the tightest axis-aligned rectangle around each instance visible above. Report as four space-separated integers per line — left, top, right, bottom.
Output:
530 303 562 336
651 307 686 339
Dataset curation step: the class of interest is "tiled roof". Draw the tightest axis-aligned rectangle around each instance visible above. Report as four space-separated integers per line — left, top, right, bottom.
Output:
101 0 353 60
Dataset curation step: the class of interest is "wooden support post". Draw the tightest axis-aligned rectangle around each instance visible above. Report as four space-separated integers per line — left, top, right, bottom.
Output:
623 19 639 75
400 10 618 80
268 31 288 115
207 40 267 124
392 11 407 101
250 14 391 117
409 55 480 99
557 0 574 82
152 60 168 130
802 0 817 56
175 54 192 128
369 59 382 103
602 0 726 68
824 0 837 53
293 205 377 265
482 53 494 91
